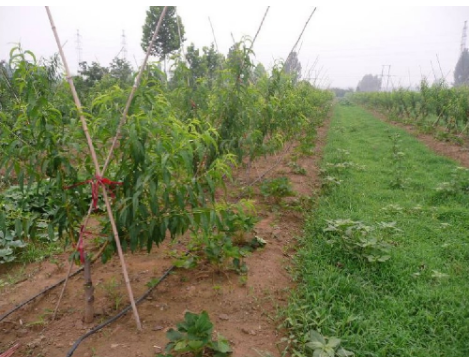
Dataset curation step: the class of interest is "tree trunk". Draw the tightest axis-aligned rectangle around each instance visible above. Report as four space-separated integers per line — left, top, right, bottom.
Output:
83 254 94 323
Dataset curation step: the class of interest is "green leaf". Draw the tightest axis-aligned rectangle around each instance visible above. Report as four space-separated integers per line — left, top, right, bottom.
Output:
327 337 341 349
308 330 326 345
377 255 391 262
336 347 355 357
48 223 55 241
166 328 184 342
174 340 188 352
313 349 328 357
14 218 22 239
8 240 26 248
212 337 232 353
187 340 204 350
307 341 326 350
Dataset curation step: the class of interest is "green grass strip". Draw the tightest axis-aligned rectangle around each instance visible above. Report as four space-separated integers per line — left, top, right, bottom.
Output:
284 104 469 357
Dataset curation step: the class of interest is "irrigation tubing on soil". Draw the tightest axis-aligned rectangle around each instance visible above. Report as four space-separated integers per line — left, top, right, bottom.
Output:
65 265 176 357
0 267 84 323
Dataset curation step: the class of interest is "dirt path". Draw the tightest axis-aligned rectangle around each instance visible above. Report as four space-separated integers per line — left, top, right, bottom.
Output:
367 108 469 168
0 120 331 357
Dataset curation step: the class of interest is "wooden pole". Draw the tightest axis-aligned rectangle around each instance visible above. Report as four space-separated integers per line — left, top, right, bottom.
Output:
51 7 168 325
285 7 317 65
251 6 270 48
52 201 93 321
45 6 142 330
175 7 186 62
102 6 168 173
208 17 219 52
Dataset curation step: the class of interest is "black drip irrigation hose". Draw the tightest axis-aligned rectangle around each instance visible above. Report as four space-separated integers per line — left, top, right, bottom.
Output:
0 267 84 323
66 265 175 357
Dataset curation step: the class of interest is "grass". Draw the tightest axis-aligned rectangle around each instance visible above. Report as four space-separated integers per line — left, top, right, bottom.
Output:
282 104 469 357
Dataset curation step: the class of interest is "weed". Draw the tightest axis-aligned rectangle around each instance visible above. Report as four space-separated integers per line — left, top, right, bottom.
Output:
238 275 248 286
389 133 408 188
0 265 28 291
285 105 469 356
435 167 469 197
323 219 395 263
288 162 307 175
240 185 255 199
101 278 123 311
157 311 231 357
304 330 354 357
146 277 161 289
49 256 65 272
321 176 342 191
260 177 295 203
26 308 54 328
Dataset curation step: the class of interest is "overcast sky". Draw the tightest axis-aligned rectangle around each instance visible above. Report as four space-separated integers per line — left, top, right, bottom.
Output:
0 6 468 89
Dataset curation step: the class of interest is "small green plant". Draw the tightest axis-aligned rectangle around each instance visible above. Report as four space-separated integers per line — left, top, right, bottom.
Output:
389 134 407 189
203 233 248 274
321 176 342 191
157 311 231 357
0 183 65 263
220 201 258 244
260 177 294 203
240 185 254 199
49 256 65 272
325 162 365 172
323 219 397 263
0 230 27 263
175 201 257 273
435 167 469 197
305 330 354 357
288 162 307 175
101 277 123 311
26 308 55 328
238 275 248 286
146 277 161 289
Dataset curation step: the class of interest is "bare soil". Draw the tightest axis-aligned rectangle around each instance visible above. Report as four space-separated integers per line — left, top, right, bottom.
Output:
0 122 330 357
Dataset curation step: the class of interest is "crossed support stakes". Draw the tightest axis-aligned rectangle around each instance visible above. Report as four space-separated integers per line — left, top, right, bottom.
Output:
45 6 168 330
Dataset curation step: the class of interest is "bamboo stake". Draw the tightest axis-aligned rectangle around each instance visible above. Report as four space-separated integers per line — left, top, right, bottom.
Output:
238 6 271 81
285 7 317 65
251 7 270 47
208 17 219 52
52 7 168 324
52 201 93 321
102 6 167 173
175 7 186 62
0 343 20 357
436 54 445 80
45 6 142 330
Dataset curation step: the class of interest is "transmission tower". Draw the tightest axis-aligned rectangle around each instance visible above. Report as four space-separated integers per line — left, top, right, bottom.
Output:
386 65 392 91
381 65 391 91
75 29 83 65
121 30 127 60
461 20 468 54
